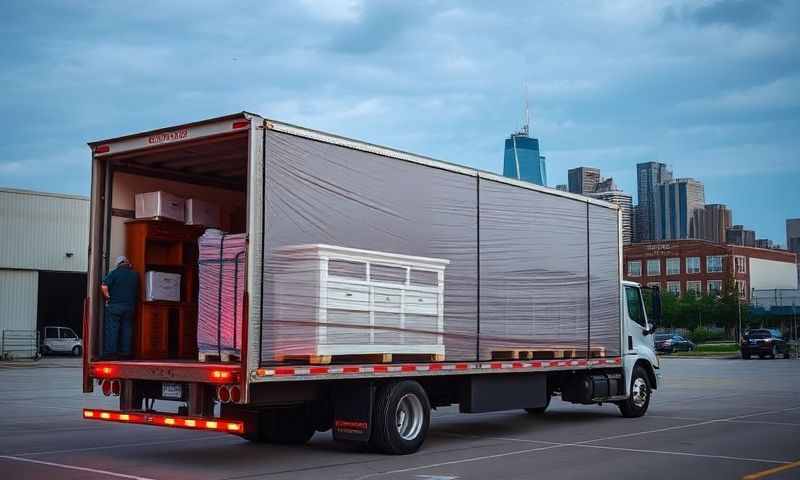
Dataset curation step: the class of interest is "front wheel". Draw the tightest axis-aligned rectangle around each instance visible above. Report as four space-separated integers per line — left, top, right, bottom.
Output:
369 380 430 455
742 352 751 359
617 366 651 418
72 345 82 357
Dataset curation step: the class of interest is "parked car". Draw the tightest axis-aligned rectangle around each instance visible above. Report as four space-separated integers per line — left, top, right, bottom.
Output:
655 333 695 353
740 329 789 359
41 326 82 356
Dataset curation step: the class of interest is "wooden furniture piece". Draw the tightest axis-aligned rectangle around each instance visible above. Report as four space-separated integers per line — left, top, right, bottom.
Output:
125 220 204 359
272 244 449 364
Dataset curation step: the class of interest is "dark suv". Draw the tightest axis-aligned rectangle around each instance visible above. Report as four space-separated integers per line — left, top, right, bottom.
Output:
741 329 790 359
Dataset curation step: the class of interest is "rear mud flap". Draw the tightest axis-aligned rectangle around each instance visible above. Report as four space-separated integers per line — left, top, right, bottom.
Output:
332 382 374 442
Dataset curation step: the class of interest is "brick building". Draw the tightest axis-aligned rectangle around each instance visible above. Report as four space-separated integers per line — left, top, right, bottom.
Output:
623 240 798 301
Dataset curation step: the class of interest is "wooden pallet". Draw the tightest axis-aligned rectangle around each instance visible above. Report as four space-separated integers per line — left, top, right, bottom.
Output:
198 351 240 363
491 346 606 361
275 352 446 365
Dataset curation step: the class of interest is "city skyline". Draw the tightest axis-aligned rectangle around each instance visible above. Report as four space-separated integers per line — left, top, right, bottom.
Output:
0 1 797 243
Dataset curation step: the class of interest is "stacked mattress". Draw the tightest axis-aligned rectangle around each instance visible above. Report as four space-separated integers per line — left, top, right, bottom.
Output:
198 229 247 359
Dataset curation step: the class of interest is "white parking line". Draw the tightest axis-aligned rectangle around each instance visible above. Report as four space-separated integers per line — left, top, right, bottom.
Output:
0 455 158 480
362 406 800 478
10 434 239 457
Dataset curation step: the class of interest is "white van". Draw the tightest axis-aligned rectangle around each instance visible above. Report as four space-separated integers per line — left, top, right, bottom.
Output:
42 327 82 356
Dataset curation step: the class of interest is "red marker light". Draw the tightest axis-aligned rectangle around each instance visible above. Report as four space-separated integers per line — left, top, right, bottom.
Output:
232 120 249 130
94 145 110 154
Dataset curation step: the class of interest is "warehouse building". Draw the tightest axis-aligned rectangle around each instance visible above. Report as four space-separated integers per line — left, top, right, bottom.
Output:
0 188 89 354
623 240 798 301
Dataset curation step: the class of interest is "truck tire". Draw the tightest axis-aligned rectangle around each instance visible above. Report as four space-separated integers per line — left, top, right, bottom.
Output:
369 380 430 455
742 352 751 359
524 393 551 414
251 406 315 445
617 366 651 418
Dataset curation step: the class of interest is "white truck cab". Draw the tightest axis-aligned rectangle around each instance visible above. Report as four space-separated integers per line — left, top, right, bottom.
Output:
619 280 661 416
42 326 83 356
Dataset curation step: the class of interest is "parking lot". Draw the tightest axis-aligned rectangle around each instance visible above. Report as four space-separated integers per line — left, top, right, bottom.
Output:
1 357 798 480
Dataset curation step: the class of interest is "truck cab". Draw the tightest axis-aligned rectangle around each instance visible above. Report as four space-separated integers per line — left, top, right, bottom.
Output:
620 280 661 416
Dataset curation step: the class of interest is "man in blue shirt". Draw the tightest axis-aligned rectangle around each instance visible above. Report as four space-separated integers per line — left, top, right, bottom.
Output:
101 256 138 359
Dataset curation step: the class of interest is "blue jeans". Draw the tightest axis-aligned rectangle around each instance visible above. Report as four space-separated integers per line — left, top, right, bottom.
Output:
104 304 134 356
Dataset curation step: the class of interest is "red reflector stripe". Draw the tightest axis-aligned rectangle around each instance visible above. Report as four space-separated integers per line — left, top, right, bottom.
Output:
83 409 243 434
232 120 249 129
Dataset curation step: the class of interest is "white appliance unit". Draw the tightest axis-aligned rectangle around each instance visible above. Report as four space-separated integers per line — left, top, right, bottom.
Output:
272 244 449 359
145 271 182 302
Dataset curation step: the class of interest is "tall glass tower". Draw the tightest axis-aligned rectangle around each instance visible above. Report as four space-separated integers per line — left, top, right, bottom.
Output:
503 133 547 186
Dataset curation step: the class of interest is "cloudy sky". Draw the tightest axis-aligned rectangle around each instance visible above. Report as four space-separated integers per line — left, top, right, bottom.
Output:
1 0 798 243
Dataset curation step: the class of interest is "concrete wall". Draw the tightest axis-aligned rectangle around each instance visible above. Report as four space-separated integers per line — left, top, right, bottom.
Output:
0 189 89 272
749 257 798 291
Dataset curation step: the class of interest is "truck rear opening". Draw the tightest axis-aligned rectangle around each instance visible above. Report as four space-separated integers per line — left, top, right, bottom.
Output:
83 112 661 454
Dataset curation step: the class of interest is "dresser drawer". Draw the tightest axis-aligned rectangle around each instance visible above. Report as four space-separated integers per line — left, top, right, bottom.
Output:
326 282 369 310
373 287 401 312
405 292 437 315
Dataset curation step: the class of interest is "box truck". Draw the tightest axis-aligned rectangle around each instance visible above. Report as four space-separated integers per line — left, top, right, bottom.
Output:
82 112 662 454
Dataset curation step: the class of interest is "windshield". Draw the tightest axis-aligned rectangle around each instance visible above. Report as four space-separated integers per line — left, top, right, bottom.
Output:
655 334 670 341
746 331 771 339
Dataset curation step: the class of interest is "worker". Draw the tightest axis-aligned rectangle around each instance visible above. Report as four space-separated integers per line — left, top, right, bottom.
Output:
101 256 138 359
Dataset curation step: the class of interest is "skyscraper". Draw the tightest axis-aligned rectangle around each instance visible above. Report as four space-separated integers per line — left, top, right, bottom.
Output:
654 178 705 240
692 203 732 244
727 225 756 247
787 219 800 255
503 132 547 186
587 190 633 245
636 162 672 242
567 167 600 194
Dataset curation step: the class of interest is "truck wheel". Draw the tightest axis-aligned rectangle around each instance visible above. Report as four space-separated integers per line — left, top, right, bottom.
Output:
617 366 650 418
742 352 750 359
370 380 430 455
770 346 778 359
72 346 82 357
524 393 551 414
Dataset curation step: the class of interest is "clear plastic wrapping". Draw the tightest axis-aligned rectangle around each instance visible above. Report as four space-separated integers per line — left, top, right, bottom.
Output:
198 229 247 358
258 130 621 364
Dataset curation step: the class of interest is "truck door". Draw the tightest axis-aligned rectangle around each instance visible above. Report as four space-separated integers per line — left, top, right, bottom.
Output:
623 285 653 355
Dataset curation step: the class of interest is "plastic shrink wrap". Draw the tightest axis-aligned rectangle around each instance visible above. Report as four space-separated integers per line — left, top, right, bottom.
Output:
258 130 621 365
198 229 247 359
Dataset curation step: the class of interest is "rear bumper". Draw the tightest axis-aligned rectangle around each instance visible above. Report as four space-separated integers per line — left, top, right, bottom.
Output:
83 408 245 434
89 360 240 384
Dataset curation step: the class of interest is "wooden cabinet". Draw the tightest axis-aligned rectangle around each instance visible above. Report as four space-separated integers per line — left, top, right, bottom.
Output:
125 220 203 359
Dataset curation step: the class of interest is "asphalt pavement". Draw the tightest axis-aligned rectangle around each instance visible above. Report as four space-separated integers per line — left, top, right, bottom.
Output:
1 356 799 480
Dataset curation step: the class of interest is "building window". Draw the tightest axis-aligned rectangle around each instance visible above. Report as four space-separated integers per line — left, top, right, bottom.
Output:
734 255 747 274
735 280 748 299
666 257 680 276
627 261 641 277
686 257 701 274
708 280 722 296
667 281 681 296
647 259 661 276
686 281 702 295
707 255 724 273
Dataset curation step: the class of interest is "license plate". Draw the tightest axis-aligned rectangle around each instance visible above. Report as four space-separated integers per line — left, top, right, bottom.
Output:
162 383 183 400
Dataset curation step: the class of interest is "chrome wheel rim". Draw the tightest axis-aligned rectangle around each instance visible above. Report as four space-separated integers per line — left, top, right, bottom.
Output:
631 377 648 408
395 393 423 441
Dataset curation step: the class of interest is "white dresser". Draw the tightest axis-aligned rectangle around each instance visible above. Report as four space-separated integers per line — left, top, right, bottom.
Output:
271 244 449 360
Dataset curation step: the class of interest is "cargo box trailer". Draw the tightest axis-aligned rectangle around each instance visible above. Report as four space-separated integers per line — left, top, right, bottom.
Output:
83 112 662 454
